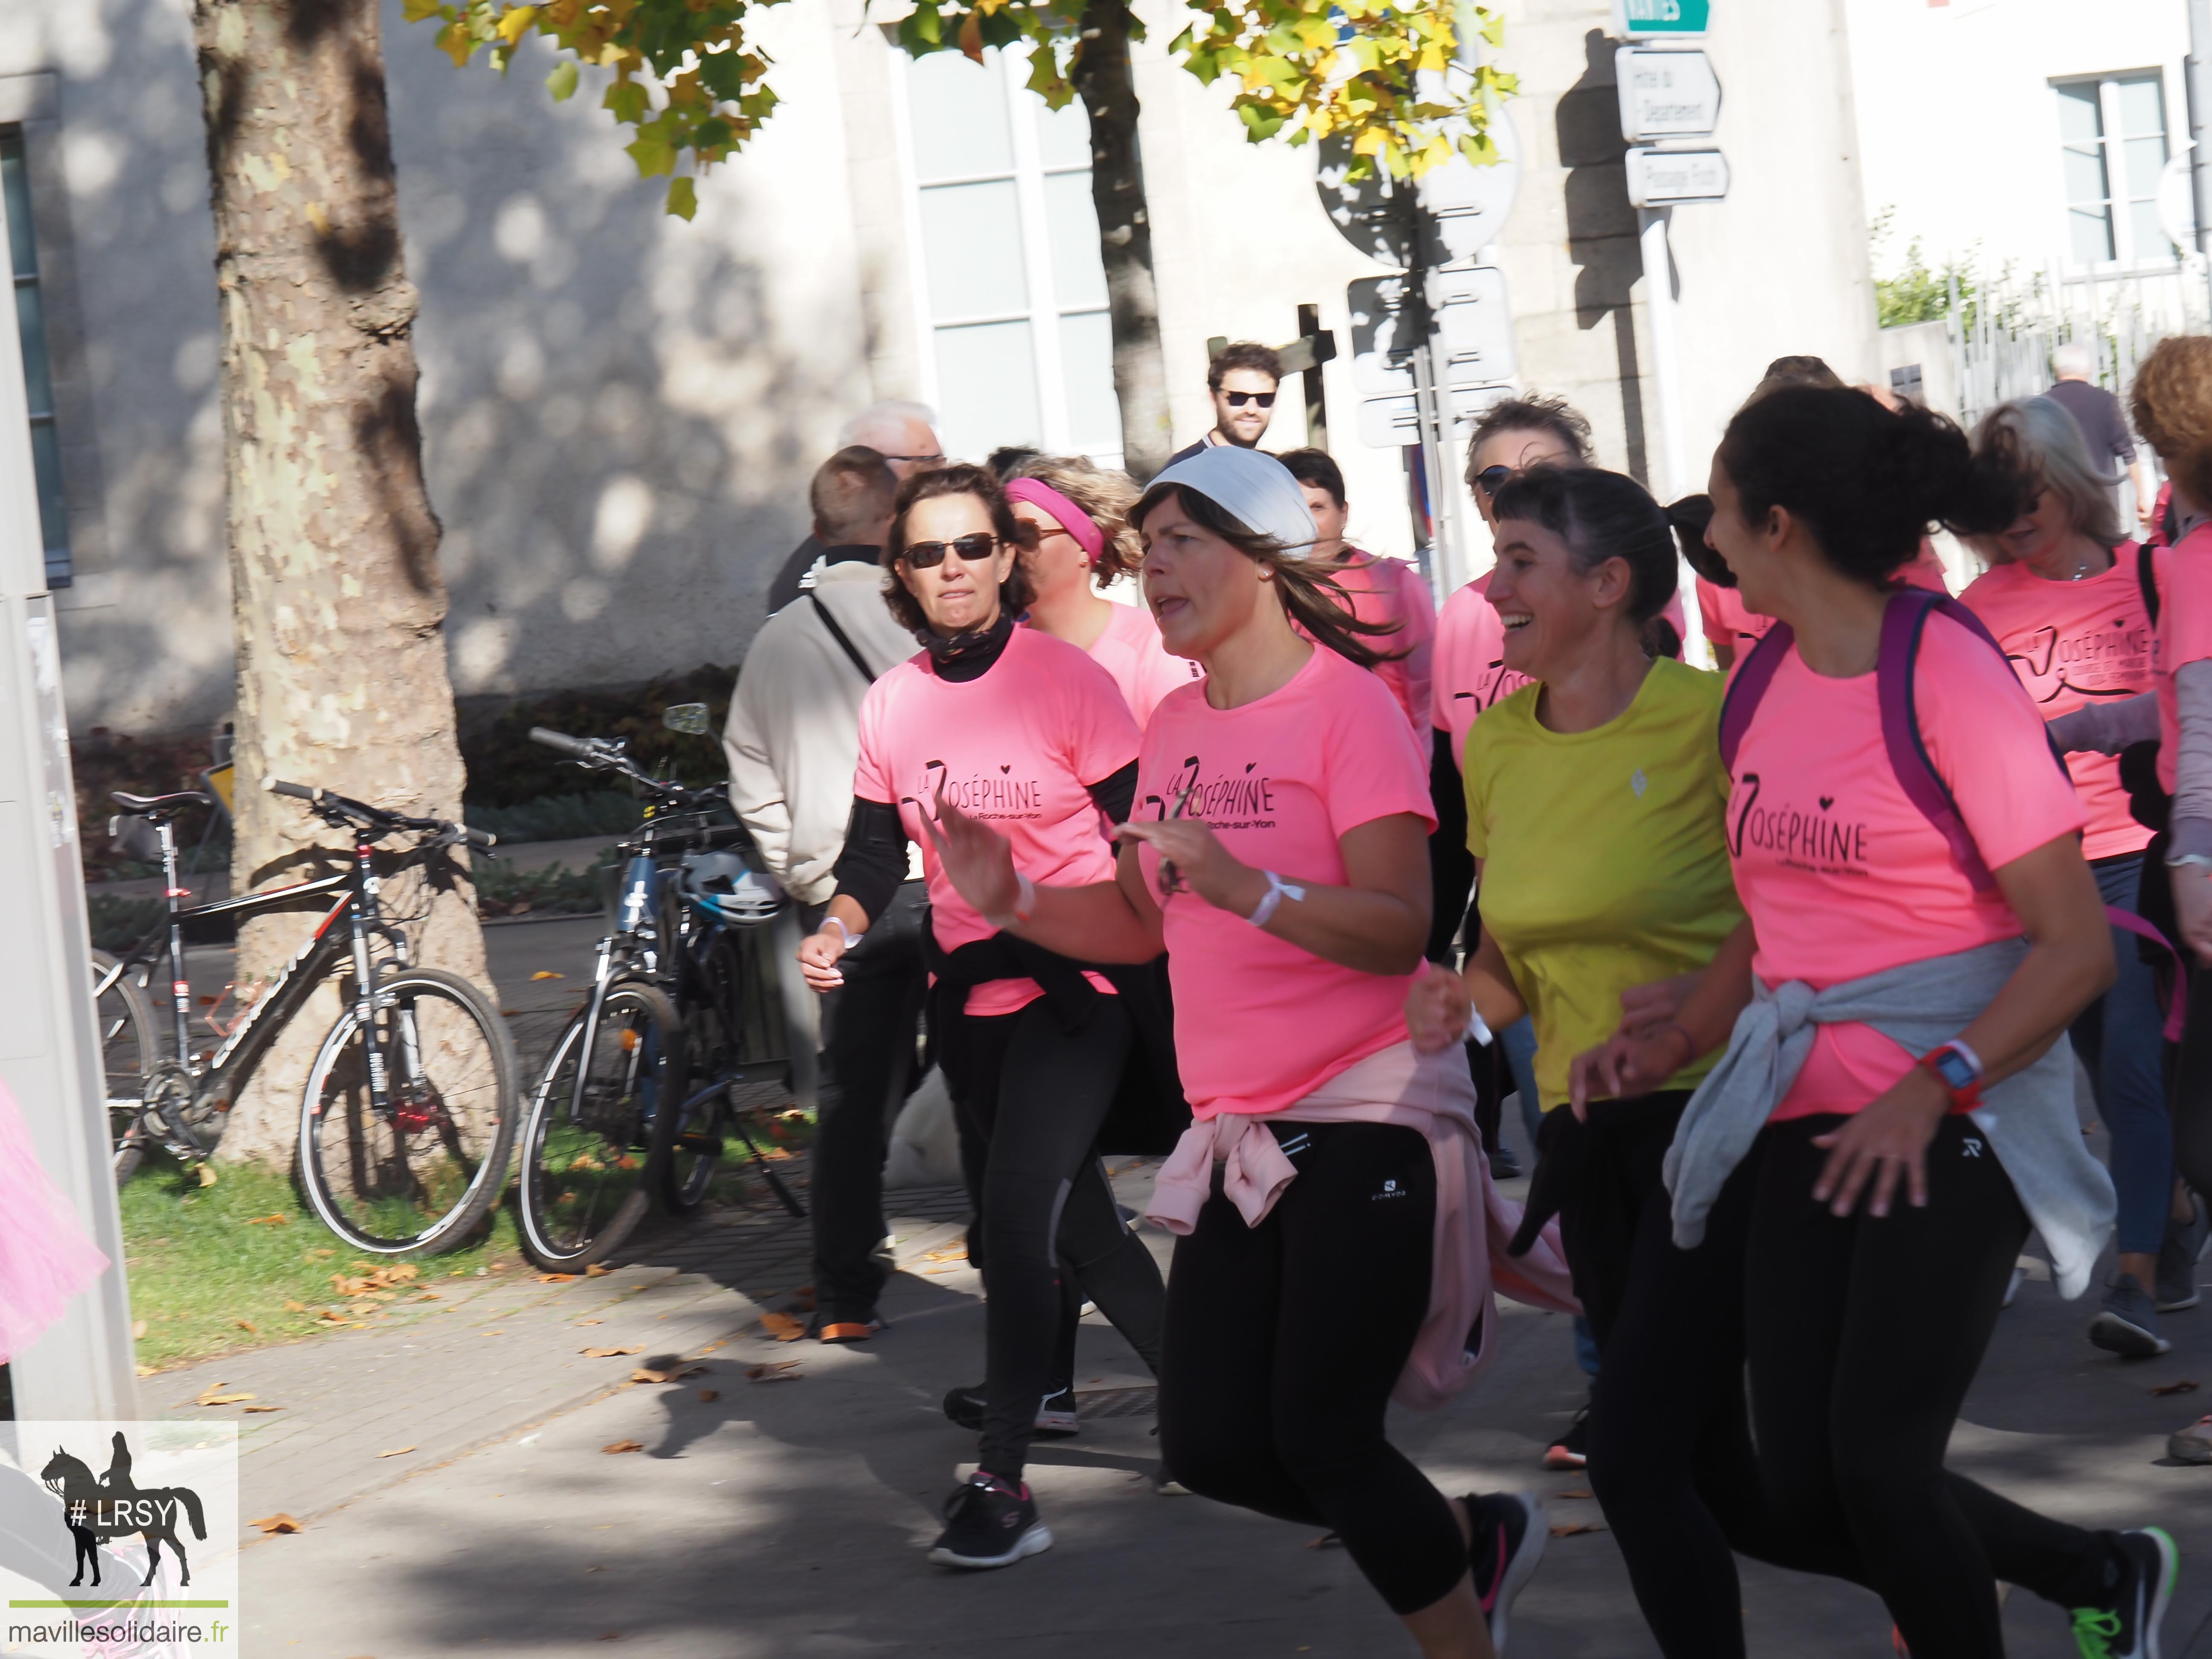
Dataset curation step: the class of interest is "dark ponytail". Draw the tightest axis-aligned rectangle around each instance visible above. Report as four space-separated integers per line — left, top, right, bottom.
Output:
1487 465 1679 623
1714 386 1999 584
1665 493 1733 587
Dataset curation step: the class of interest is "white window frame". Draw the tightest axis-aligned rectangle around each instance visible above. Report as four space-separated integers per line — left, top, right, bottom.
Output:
888 47 1117 464
2055 70 2175 271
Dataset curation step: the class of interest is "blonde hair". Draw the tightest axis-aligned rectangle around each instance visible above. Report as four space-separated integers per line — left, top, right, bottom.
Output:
1010 454 1143 588
2132 335 2212 509
1966 397 2122 562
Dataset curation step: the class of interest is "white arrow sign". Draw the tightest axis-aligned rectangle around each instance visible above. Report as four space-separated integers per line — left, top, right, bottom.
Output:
1347 267 1517 398
1615 47 1720 142
1358 384 1514 451
1625 146 1731 207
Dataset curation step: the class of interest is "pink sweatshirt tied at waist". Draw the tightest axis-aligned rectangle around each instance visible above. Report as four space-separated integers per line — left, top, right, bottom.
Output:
1144 1039 1578 1411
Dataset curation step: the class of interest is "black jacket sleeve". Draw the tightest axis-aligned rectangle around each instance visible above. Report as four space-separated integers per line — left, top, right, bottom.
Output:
1426 725 1474 964
828 797 908 926
1086 760 1139 827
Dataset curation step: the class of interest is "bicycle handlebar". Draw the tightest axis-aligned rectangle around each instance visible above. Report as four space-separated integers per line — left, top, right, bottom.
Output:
528 726 603 762
267 778 319 803
528 725 721 810
261 775 496 853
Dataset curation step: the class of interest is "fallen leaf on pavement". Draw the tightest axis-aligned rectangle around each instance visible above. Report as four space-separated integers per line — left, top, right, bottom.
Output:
921 1246 968 1263
698 1389 720 1403
415 1292 441 1302
632 1364 710 1384
582 1346 643 1358
537 1273 577 1284
244 1213 289 1226
234 1319 256 1333
2149 1379 2199 1397
136 1365 156 1377
312 1309 350 1324
376 1446 416 1459
249 1513 303 1534
694 1339 729 1356
1551 1522 1606 1537
284 1301 307 1313
745 1362 801 1382
197 1165 218 1187
789 1284 818 1312
195 1389 255 1407
601 1440 644 1455
759 1312 806 1342
585 1263 611 1277
1555 1488 1594 1499
575 1318 604 1327
531 970 565 980
243 1405 283 1414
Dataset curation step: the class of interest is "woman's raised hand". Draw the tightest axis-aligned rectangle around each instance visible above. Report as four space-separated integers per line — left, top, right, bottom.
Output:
1402 961 1473 1056
1113 816 1254 914
915 785 1021 917
796 929 849 992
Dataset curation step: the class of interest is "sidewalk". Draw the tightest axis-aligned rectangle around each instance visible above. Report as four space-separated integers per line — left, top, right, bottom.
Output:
189 1143 2210 1658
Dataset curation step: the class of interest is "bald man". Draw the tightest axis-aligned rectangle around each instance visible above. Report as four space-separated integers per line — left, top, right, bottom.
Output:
766 402 946 615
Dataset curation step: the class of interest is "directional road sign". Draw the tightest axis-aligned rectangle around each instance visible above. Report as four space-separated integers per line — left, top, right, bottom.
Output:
1612 0 1709 36
1316 105 1523 269
1625 146 1731 207
1346 267 1516 398
1358 383 1513 451
1616 47 1720 142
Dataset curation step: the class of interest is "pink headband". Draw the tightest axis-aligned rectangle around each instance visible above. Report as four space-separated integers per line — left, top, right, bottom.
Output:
1004 478 1108 570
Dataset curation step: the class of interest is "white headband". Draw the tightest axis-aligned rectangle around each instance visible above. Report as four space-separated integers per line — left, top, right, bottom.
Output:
1149 445 1320 559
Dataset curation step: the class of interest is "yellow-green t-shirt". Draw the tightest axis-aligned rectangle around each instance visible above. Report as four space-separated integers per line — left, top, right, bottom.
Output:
1464 657 1743 1110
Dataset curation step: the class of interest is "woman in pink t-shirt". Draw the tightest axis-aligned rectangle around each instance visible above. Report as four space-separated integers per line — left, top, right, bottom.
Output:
1959 395 2180 1355
1280 447 1436 735
1006 455 1203 725
793 464 1173 1573
917 445 1572 1658
1580 387 2168 1656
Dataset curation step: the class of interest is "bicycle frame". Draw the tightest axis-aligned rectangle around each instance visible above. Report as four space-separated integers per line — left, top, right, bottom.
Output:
111 816 414 1132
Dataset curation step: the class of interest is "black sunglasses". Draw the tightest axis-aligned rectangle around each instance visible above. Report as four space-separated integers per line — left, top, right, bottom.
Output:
902 533 999 569
1222 391 1276 409
1474 464 1515 499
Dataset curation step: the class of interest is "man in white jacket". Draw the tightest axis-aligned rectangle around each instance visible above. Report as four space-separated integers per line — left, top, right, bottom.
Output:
725 445 927 1341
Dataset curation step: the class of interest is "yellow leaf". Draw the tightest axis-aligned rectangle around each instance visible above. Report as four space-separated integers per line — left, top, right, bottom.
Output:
195 1390 256 1406
401 0 446 20
198 1164 218 1188
436 20 476 66
666 177 698 220
530 970 565 981
249 1513 303 1534
602 1438 645 1454
957 8 985 63
376 1444 417 1458
546 59 580 101
495 4 538 45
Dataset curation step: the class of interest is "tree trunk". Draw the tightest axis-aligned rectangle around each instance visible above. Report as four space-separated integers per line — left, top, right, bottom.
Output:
192 0 487 1165
1074 0 1172 480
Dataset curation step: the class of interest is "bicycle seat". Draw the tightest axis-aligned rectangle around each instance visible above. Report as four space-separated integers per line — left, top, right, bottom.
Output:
111 789 213 819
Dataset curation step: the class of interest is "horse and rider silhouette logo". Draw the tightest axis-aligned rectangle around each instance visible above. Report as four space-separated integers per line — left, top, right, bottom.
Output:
40 1431 207 1589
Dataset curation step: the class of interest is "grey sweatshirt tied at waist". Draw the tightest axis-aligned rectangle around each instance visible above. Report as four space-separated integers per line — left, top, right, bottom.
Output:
1661 938 2114 1299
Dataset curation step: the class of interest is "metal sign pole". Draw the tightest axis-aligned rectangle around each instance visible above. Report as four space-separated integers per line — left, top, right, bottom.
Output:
0 196 139 1420
2190 0 2212 316
1636 203 1708 665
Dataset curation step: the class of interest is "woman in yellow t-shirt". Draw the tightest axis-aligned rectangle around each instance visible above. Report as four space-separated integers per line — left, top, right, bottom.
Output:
1404 466 1805 1659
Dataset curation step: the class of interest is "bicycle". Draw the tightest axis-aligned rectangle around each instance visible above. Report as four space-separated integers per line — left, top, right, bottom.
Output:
514 712 803 1272
92 781 520 1255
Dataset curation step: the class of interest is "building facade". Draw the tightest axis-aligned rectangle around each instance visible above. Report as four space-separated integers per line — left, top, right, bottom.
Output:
10 0 1871 737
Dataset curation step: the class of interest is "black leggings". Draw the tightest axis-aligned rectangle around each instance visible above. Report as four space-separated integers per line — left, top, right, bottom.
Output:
1581 1109 2109 1658
2168 955 2212 1196
937 996 1165 1481
1157 1121 1466 1617
1746 1116 2108 1659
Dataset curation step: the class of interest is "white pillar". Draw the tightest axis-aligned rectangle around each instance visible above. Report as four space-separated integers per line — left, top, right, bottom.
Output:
1639 205 1708 667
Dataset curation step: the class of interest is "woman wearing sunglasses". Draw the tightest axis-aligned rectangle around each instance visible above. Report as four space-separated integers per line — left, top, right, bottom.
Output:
795 463 1172 1572
1007 455 1202 725
917 445 1574 1659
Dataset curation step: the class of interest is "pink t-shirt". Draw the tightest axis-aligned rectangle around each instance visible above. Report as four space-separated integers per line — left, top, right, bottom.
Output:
1961 547 2157 861
1431 573 1690 768
1432 574 1533 769
1727 611 2087 1120
2155 522 2212 793
853 626 1140 1016
1079 600 1204 728
1135 645 1436 1118
1700 546 1944 657
1334 550 1437 736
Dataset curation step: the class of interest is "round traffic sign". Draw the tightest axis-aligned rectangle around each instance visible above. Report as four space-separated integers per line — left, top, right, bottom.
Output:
1316 94 1521 269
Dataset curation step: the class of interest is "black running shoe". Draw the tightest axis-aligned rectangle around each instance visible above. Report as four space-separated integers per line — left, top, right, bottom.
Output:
927 1471 1053 1569
1461 1490 1547 1651
941 1383 1080 1438
1489 1142 1524 1180
2068 1528 2177 1659
1543 1405 1589 1470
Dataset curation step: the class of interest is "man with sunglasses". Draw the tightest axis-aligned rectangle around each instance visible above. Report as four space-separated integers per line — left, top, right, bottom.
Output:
767 400 949 614
1166 341 1283 466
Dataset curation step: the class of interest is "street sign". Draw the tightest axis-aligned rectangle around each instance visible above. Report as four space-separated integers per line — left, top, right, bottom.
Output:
1316 106 1523 269
1615 47 1720 142
1611 0 1709 36
1358 383 1513 450
1346 267 1516 397
1625 146 1731 207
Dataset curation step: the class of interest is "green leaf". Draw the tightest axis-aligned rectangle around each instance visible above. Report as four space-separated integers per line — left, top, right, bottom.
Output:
545 58 579 101
400 0 447 22
626 130 676 176
666 176 698 220
605 80 649 124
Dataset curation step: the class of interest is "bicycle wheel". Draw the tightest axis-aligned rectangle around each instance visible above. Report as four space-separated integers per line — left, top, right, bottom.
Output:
518 981 687 1270
92 952 155 1182
297 967 521 1256
659 935 746 1212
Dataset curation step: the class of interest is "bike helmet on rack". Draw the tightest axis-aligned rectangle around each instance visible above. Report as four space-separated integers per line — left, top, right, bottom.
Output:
678 850 783 925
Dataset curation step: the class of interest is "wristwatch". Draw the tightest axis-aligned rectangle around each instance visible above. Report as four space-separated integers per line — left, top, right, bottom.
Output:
1918 1039 1984 1111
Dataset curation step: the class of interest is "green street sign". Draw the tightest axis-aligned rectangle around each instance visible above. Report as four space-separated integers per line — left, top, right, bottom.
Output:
1617 0 1709 35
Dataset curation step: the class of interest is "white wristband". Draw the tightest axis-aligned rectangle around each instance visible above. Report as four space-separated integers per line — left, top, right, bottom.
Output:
1464 1007 1494 1048
1246 870 1307 928
824 915 862 947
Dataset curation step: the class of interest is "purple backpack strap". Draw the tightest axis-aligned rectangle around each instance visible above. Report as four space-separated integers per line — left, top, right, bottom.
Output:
1716 619 1796 772
1879 588 1999 893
